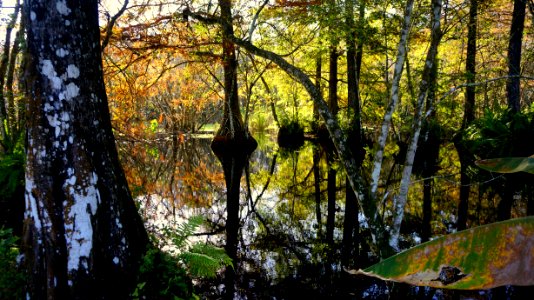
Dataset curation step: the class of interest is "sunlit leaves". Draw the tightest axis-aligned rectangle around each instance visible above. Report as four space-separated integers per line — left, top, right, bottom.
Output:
348 217 534 290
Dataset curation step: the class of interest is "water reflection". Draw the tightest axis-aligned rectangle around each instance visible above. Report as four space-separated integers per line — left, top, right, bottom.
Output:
120 133 372 298
119 134 521 299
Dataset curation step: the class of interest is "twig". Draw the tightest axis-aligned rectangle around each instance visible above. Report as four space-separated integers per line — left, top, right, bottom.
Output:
101 0 129 51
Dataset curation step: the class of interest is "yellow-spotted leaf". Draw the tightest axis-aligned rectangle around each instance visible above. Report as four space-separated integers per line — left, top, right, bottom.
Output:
347 217 534 290
475 156 534 174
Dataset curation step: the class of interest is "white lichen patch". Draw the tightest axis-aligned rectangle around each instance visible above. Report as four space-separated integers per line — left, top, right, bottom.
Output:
64 83 79 100
66 65 79 79
30 11 36 21
56 0 71 16
40 58 78 145
40 60 62 90
25 177 42 230
56 48 69 58
64 172 101 272
113 257 119 264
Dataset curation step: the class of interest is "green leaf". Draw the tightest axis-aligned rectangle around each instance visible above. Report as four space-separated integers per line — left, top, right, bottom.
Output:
347 217 534 290
475 156 534 174
179 243 233 278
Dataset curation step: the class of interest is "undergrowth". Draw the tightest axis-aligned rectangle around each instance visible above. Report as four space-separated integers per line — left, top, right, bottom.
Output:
133 216 232 299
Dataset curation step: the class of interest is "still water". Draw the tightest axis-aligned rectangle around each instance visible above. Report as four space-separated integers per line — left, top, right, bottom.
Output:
119 133 525 299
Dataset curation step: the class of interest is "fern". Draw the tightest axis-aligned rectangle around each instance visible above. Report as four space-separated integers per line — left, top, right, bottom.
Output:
179 243 233 278
160 215 233 278
166 215 204 249
0 152 24 199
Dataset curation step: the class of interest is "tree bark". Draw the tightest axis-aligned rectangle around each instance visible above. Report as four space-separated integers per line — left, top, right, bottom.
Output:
369 0 414 200
23 0 148 298
313 55 322 131
0 0 20 150
456 0 478 231
342 0 364 267
328 46 339 116
212 0 257 155
464 0 478 127
390 0 442 250
313 145 323 237
506 0 526 113
326 151 336 245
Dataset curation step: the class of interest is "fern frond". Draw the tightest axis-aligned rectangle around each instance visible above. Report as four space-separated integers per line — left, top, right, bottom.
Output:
169 215 204 249
179 244 232 278
189 243 233 268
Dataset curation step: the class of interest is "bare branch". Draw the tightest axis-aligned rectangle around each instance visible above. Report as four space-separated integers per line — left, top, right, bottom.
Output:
247 0 269 41
101 0 129 51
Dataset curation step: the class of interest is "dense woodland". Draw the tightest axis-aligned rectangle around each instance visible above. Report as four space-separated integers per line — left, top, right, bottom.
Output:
0 0 533 298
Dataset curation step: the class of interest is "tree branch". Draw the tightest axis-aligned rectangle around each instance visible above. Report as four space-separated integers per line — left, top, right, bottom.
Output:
181 7 220 25
101 0 129 51
247 0 269 40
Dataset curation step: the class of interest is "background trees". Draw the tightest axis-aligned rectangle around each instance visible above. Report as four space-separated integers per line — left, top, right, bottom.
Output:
98 0 533 255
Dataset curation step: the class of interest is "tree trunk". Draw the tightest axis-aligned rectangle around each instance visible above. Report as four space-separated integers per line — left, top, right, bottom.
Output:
326 151 336 245
23 0 148 298
456 0 478 231
313 145 323 237
369 0 414 200
390 0 442 250
342 0 364 267
6 18 25 141
506 0 526 113
464 0 477 126
421 64 440 242
212 0 256 155
325 26 339 245
0 0 20 151
212 3 256 298
217 152 248 300
313 54 323 236
313 55 322 131
328 47 339 116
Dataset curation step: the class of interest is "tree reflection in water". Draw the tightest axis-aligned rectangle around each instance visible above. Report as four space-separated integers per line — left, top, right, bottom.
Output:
119 134 509 299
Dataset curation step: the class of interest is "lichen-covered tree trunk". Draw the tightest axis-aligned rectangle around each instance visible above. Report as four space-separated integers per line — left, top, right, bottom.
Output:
23 0 148 298
390 0 443 250
369 0 414 200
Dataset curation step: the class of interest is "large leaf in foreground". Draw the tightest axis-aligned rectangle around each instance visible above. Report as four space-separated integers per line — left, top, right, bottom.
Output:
347 217 534 289
475 156 534 174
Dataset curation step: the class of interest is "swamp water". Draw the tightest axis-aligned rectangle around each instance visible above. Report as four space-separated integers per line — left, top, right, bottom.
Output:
121 134 527 299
